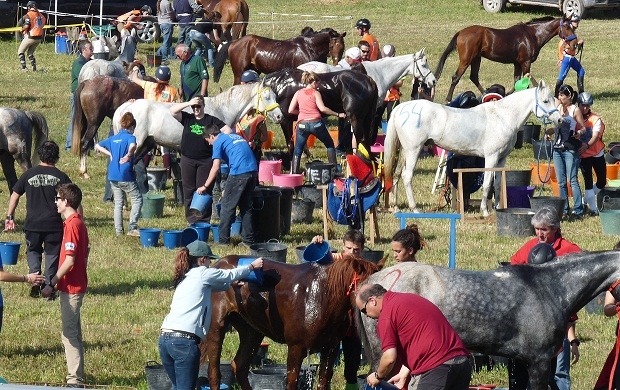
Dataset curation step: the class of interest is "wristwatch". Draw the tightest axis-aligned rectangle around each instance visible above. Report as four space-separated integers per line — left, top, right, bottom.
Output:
374 372 384 381
570 338 580 347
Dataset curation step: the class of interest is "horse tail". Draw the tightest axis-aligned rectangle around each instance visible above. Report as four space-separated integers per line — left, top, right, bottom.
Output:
435 32 459 79
383 118 400 193
72 84 85 155
23 111 49 165
213 41 231 83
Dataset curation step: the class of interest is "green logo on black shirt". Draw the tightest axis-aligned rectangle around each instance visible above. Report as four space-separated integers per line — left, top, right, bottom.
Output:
190 123 205 135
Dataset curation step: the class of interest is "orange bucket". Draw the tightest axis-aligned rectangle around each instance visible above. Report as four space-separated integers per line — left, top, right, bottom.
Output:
530 162 556 186
262 130 274 150
606 164 620 181
328 127 339 147
550 178 575 197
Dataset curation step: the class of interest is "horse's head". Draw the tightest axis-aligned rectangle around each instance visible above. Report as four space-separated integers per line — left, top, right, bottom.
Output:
325 254 385 303
327 30 346 65
255 82 283 123
534 80 562 126
411 48 437 89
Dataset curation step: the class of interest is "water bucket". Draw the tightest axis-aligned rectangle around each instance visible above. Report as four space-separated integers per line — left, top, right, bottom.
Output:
249 365 316 390
211 224 220 242
142 193 165 219
496 208 535 237
190 193 213 214
607 164 620 181
252 188 281 243
0 242 21 266
598 187 620 210
297 184 323 208
520 121 541 144
600 210 620 235
231 221 242 236
305 160 338 185
147 167 168 191
302 241 333 265
263 151 291 172
529 196 566 219
505 170 532 187
258 160 282 185
514 130 524 149
55 34 68 54
272 173 304 188
529 163 556 186
162 230 182 249
204 361 237 387
532 139 554 161
139 228 161 247
190 222 211 242
238 257 263 284
267 186 294 236
147 54 162 67
180 227 199 247
249 239 287 263
291 198 315 224
295 245 307 263
381 120 388 133
602 197 620 210
360 248 385 264
506 185 535 208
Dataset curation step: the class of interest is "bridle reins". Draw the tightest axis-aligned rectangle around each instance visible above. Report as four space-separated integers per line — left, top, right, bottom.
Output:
534 87 559 126
254 83 280 117
413 54 432 84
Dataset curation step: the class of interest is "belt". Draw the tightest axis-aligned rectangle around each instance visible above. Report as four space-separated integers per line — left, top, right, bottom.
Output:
441 355 469 365
298 119 321 123
160 330 200 343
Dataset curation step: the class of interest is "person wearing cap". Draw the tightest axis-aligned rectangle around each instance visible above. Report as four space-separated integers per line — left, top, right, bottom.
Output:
156 0 176 63
337 47 361 69
159 241 263 390
509 206 581 390
198 127 258 246
555 13 585 97
17 0 46 72
235 70 268 162
355 18 380 61
577 91 606 216
131 65 180 103
175 43 209 101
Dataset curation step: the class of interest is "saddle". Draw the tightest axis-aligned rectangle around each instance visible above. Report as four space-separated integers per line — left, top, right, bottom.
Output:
327 176 381 230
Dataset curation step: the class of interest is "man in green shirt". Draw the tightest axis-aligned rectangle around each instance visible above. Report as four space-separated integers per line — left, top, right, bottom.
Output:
175 43 209 101
65 40 93 151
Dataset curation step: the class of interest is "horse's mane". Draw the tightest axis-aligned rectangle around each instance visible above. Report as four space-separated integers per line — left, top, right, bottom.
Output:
325 255 382 300
525 16 556 24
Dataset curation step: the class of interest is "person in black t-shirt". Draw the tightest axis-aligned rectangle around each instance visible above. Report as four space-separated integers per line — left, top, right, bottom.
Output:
170 95 233 224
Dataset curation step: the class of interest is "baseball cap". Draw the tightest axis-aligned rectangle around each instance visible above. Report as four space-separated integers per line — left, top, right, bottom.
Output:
482 92 503 103
187 240 220 259
345 47 361 60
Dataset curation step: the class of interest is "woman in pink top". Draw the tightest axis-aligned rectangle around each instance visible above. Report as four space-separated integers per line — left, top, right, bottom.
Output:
288 71 347 173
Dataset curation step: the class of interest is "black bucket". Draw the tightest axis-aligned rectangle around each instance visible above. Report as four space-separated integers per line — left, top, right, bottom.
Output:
360 248 385 264
305 160 338 185
505 170 532 187
147 167 168 191
514 130 524 149
598 187 620 210
252 187 281 242
249 364 317 390
603 197 620 210
496 208 535 237
203 361 237 387
250 239 287 263
521 122 541 144
529 196 566 220
266 185 294 236
532 139 554 161
295 245 306 263
291 198 315 224
297 183 323 208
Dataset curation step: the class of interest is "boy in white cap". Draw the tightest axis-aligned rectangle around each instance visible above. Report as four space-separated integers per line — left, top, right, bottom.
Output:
337 47 361 69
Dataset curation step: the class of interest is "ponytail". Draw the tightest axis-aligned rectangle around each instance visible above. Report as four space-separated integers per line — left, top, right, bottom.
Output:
392 224 428 254
173 247 195 288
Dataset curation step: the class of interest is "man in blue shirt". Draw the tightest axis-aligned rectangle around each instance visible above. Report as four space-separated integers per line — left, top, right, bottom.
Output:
197 129 258 245
94 112 143 236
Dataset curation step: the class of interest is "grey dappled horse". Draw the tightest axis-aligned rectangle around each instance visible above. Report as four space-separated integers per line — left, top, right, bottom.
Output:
357 251 620 390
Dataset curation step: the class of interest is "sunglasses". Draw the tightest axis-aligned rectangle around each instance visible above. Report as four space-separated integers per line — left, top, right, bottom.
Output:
191 105 203 109
361 297 372 315
361 50 369 54
55 196 64 201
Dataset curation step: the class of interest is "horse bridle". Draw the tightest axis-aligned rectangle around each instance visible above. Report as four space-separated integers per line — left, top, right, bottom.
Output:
413 54 432 84
534 86 559 126
346 271 362 296
254 83 280 117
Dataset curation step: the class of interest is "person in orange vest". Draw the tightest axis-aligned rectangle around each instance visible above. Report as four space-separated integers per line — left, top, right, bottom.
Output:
355 18 380 61
17 1 46 72
235 70 268 162
555 14 585 97
117 5 152 37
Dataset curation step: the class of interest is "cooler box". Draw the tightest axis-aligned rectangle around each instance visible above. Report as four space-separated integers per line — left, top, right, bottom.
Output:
55 33 68 55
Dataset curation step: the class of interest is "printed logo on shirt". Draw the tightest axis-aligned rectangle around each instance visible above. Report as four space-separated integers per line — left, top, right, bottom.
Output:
65 242 76 251
190 123 205 135
27 174 61 188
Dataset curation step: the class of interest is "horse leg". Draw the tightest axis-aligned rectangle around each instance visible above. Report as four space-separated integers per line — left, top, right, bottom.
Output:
316 344 341 390
469 56 485 94
447 61 470 102
480 156 503 217
285 345 306 390
0 152 18 193
402 148 422 212
526 359 552 390
231 321 264 390
389 151 405 210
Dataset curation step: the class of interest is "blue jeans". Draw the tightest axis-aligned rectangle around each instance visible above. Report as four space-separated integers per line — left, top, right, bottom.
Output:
558 56 585 80
219 172 257 244
188 30 215 67
65 94 75 150
294 119 335 158
158 333 201 390
553 148 583 215
111 180 143 234
554 338 571 390
177 24 192 46
156 23 175 61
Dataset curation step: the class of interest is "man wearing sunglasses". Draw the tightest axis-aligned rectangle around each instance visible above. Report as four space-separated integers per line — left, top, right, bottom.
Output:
357 283 471 390
355 18 379 61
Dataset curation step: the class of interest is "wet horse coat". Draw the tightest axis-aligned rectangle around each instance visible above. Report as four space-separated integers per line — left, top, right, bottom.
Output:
357 251 620 390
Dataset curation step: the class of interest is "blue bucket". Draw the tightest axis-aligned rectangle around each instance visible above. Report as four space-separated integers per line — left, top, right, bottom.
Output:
211 224 219 242
190 192 213 214
231 221 242 236
302 241 333 265
202 384 228 390
381 120 387 133
180 227 199 247
162 230 183 249
191 222 211 242
139 228 161 247
238 257 263 284
220 163 230 175
0 242 21 266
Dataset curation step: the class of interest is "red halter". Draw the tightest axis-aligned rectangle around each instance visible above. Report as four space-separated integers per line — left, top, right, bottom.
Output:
347 272 362 296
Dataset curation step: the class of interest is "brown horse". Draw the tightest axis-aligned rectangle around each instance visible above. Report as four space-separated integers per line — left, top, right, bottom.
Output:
213 28 346 84
71 76 144 178
201 255 385 390
435 16 574 102
200 0 249 45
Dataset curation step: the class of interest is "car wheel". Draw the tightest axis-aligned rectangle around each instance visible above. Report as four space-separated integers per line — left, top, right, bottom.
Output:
562 0 585 17
137 16 161 44
482 0 507 13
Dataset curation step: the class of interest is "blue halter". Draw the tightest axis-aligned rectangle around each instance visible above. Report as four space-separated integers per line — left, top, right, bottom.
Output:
534 86 558 126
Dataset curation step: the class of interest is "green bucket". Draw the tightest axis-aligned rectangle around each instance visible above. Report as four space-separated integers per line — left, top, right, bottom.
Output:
142 193 165 219
600 210 620 235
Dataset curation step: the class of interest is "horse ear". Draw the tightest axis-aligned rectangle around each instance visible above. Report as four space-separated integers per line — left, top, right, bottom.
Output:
539 80 546 89
421 47 426 55
341 32 346 38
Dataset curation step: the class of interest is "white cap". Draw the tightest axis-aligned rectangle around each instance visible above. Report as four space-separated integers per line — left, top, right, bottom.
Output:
382 44 396 57
345 47 361 60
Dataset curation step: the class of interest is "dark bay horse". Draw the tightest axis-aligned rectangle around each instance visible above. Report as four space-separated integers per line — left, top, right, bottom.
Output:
213 28 346 84
202 255 385 390
263 68 378 159
71 76 144 178
200 0 249 45
357 251 620 390
0 108 48 192
435 16 574 102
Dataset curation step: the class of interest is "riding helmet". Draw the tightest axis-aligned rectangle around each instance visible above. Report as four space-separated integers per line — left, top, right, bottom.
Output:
355 18 371 30
26 1 37 8
570 13 581 22
155 65 171 82
382 44 396 58
140 5 153 14
578 91 594 106
527 243 557 265
241 70 260 83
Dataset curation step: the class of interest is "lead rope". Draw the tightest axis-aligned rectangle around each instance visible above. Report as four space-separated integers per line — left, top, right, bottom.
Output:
535 129 553 196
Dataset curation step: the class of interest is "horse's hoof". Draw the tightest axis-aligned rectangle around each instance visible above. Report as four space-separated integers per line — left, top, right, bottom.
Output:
83 173 91 180
482 210 490 217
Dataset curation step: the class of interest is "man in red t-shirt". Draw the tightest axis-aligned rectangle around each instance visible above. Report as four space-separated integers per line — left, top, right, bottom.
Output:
357 283 471 390
42 183 89 387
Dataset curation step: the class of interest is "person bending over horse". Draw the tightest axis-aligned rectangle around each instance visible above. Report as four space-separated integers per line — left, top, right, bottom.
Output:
555 14 585 97
391 224 427 263
358 283 472 390
288 71 346 174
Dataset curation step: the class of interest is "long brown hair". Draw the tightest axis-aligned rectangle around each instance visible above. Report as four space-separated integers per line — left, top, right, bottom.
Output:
173 247 200 287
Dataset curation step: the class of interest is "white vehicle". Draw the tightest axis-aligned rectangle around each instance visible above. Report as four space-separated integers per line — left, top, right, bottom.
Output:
481 0 620 17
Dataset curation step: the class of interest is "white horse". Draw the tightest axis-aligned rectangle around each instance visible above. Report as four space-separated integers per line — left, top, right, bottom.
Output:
298 49 437 109
383 80 562 216
111 82 283 157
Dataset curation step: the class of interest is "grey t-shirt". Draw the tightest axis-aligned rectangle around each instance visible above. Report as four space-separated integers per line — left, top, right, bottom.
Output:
157 0 174 24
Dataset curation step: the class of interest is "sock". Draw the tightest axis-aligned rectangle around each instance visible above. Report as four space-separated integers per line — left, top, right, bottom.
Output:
585 189 597 212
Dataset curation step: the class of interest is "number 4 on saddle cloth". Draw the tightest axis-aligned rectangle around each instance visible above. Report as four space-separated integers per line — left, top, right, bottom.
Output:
327 152 382 231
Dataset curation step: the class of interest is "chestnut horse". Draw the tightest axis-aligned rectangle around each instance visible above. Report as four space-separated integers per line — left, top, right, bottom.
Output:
201 255 385 390
71 76 144 178
213 28 346 84
199 0 249 45
435 16 574 102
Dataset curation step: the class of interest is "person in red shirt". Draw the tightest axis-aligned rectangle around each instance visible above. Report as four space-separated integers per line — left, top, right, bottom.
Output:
358 283 471 390
42 183 89 387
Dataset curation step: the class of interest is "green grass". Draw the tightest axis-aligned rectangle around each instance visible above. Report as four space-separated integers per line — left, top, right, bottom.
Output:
0 0 619 388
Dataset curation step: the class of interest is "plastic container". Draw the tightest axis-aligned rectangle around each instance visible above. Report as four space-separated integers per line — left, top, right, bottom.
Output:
250 239 287 263
237 257 263 284
162 230 182 249
147 167 168 191
258 160 282 185
180 227 199 247
190 222 211 242
267 186 294 236
530 162 556 186
211 224 220 242
529 196 565 220
272 173 304 188
302 241 333 265
291 198 315 224
506 185 535 208
142 193 165 219
190 193 213 214
496 208 535 237
231 221 242 236
0 242 21 265
139 228 161 247
600 210 620 235
55 33 68 54
252 187 281 242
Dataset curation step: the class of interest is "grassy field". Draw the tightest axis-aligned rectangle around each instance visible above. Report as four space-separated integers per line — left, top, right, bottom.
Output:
0 0 620 388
